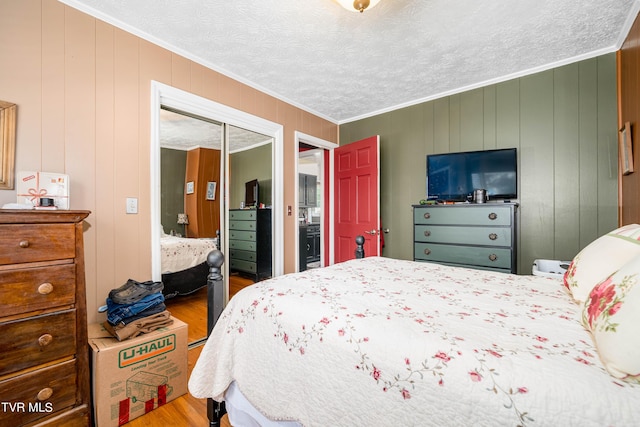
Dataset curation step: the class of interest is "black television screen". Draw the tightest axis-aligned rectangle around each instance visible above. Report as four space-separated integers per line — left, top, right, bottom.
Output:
427 148 517 201
245 179 259 207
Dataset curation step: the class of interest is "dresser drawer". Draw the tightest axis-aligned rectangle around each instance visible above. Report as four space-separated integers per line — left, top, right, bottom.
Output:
0 264 76 317
229 210 257 221
229 230 256 242
30 404 90 427
0 359 78 426
0 224 75 265
414 225 511 247
414 206 512 226
230 249 256 263
229 220 256 231
0 309 76 376
229 239 256 252
230 259 257 273
414 242 512 270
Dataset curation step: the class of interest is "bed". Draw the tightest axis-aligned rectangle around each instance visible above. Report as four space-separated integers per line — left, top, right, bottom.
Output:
189 229 640 426
160 233 218 298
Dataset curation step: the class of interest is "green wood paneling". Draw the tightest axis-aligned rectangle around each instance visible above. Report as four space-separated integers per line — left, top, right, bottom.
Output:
339 53 618 273
578 58 600 249
160 148 187 234
553 63 581 260
230 142 272 208
596 54 619 237
460 89 484 151
482 86 497 148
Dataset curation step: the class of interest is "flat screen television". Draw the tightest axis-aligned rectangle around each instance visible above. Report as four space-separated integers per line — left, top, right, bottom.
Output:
245 179 259 207
426 148 517 202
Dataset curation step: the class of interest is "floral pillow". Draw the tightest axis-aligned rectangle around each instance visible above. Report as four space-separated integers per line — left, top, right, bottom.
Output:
564 224 640 303
582 254 640 381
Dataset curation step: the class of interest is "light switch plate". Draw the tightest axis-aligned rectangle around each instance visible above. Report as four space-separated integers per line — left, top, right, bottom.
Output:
126 197 138 214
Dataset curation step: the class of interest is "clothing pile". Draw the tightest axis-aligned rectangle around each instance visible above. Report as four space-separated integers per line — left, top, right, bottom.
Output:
99 279 172 341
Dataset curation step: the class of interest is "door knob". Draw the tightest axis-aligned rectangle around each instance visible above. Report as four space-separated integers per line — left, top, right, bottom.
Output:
364 229 378 235
382 228 390 233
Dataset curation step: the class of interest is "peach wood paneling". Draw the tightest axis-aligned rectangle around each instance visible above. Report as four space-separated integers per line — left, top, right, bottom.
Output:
94 19 117 323
41 0 65 171
0 0 337 323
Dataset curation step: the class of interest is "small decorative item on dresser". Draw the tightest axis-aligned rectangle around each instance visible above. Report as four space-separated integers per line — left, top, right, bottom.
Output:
16 171 70 209
0 209 92 426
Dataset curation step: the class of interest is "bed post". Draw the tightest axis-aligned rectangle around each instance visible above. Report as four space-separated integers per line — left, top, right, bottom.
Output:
206 249 226 427
355 235 365 259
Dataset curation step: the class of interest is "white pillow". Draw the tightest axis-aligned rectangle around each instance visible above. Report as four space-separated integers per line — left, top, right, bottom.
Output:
582 254 640 381
563 224 640 303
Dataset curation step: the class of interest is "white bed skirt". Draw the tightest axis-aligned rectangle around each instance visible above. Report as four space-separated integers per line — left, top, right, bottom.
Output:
226 381 302 427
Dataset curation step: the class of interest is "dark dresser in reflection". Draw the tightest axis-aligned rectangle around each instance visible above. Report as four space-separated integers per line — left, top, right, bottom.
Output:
229 208 272 281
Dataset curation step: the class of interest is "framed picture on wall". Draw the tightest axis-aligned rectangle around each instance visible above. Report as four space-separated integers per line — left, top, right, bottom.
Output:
206 181 217 200
186 181 194 194
620 121 634 175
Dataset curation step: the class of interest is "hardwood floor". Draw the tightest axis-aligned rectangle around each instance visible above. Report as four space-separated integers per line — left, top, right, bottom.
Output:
125 275 254 426
165 287 209 343
164 274 256 343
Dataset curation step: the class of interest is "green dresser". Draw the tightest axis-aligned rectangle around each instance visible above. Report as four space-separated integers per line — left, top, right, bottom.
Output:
413 203 517 273
229 208 272 281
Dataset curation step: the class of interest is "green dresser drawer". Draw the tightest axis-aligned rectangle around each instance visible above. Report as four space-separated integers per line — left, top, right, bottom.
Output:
229 230 256 242
230 249 256 262
229 209 257 220
230 258 257 273
414 205 512 226
414 242 512 270
229 239 257 251
230 220 256 231
414 225 511 247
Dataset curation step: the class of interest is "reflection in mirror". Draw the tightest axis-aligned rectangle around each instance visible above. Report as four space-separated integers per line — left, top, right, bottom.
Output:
158 109 274 344
159 108 222 343
0 100 17 190
228 126 273 285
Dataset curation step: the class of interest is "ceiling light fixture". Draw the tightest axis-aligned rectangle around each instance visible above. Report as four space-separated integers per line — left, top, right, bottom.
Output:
336 0 382 13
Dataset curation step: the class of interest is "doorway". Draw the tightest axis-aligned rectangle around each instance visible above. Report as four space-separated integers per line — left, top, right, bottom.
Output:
295 131 338 272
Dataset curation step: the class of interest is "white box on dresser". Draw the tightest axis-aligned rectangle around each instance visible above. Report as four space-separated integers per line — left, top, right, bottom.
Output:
0 210 91 427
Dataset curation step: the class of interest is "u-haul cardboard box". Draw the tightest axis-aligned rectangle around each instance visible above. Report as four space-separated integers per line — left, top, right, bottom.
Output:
88 317 188 426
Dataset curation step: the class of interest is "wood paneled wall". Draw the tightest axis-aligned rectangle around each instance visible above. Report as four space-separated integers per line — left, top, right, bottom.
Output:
618 13 640 225
185 148 221 238
0 0 337 323
340 55 619 273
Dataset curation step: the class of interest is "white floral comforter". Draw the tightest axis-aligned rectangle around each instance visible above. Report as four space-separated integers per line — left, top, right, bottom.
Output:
189 257 640 426
160 235 217 274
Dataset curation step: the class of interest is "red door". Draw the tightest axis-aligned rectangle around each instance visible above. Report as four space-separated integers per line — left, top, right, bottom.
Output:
333 136 380 262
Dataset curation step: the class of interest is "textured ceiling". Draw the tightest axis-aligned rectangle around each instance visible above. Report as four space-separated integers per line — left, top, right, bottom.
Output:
63 0 639 123
160 109 271 152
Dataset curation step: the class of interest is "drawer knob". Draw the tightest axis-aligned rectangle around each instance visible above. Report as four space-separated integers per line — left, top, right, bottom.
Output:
488 233 498 241
423 212 431 219
423 248 431 256
423 230 431 237
38 334 53 347
489 254 498 262
488 213 498 220
38 283 54 295
37 387 53 401
19 240 30 248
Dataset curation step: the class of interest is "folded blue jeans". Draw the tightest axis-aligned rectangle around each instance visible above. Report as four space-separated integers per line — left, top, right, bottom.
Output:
106 292 165 325
119 302 167 326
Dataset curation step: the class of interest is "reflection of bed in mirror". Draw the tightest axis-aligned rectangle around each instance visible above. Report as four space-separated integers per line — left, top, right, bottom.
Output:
160 232 218 298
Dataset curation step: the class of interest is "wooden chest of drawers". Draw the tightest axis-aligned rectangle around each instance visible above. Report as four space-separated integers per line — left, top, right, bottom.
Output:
413 203 517 273
0 210 91 426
